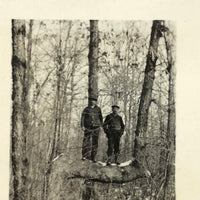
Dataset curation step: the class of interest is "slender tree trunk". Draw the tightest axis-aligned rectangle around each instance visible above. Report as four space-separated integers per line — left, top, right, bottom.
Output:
61 79 70 149
43 24 64 199
82 181 95 200
56 23 63 155
60 21 72 150
130 66 136 154
163 29 176 200
133 20 163 158
128 98 132 158
158 70 166 175
68 39 78 131
11 19 29 200
43 75 60 200
155 26 176 200
88 20 99 101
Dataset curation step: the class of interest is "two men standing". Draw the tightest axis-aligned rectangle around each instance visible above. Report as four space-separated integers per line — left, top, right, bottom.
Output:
81 99 124 165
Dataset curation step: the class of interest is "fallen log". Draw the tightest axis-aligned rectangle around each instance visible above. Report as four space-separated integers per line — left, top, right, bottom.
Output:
48 155 151 199
49 155 150 186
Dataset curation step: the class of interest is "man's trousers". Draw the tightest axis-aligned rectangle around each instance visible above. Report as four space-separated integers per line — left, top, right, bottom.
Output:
82 127 100 161
106 130 122 160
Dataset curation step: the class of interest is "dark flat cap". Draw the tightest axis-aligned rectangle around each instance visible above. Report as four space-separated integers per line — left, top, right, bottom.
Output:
112 105 120 109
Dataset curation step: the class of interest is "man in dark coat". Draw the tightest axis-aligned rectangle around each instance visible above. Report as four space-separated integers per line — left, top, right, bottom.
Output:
103 105 124 165
81 97 103 162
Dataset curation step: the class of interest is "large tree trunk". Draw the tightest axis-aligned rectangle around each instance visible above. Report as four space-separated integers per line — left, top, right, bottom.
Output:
26 19 34 200
133 20 163 158
11 19 29 200
88 20 99 101
82 19 99 200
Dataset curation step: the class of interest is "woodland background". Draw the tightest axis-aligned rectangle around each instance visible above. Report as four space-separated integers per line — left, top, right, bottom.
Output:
11 20 175 200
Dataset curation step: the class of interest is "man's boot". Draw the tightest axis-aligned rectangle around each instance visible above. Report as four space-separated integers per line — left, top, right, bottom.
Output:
106 157 111 166
114 154 120 165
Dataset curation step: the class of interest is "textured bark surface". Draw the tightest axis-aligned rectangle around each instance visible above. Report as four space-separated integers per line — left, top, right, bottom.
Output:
11 19 28 200
65 161 146 183
88 20 99 100
166 37 175 144
133 20 162 158
81 20 100 200
163 29 176 200
48 156 148 200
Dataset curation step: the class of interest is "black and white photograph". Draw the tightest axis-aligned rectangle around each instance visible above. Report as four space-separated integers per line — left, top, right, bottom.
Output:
10 19 175 200
1 1 200 200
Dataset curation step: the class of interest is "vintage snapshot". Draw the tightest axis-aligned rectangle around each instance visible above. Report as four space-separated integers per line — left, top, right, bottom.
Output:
11 20 176 200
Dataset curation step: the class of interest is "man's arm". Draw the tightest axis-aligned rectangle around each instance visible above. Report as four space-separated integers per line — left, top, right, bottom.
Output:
120 116 125 135
99 108 103 126
81 108 86 130
103 115 109 133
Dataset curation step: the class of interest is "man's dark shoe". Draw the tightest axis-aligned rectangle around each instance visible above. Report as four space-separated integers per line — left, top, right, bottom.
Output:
107 161 111 166
114 155 119 165
82 157 87 161
91 158 97 163
106 157 112 166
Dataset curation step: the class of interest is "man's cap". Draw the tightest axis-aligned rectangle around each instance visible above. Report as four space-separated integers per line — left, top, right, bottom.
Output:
112 105 120 109
89 97 97 101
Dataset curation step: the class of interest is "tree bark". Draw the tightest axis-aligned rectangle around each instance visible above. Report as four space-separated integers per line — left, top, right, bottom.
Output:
163 27 176 200
48 156 150 200
133 20 163 158
67 39 78 131
88 20 99 101
42 22 64 200
64 159 148 183
81 19 100 200
26 19 34 200
11 19 29 200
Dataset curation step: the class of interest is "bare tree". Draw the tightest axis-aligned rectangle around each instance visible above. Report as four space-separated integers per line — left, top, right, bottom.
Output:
82 19 99 200
163 24 176 200
88 20 99 100
11 19 29 200
133 20 166 158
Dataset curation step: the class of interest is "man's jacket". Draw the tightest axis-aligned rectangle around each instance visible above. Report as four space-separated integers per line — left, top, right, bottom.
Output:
81 105 103 128
103 113 125 134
